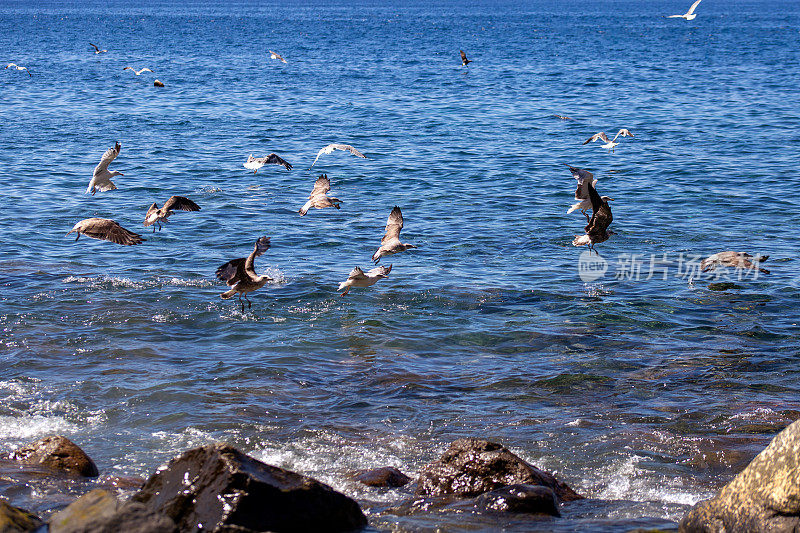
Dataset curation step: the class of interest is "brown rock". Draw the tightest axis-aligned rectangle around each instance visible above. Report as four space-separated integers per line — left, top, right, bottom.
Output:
352 466 411 488
132 443 367 532
49 490 176 533
680 419 800 533
11 436 98 477
475 484 560 516
416 438 582 502
0 499 42 533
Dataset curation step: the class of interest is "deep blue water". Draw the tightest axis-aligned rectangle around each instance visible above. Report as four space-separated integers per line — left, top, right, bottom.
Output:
1 0 799 530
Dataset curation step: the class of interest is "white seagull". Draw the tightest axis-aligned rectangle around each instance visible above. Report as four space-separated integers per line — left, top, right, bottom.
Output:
269 50 288 64
372 206 416 263
86 142 123 195
123 67 153 76
583 129 634 153
338 265 392 296
243 153 292 173
5 63 31 77
299 174 342 216
144 196 201 232
89 43 107 54
309 143 367 169
667 0 702 20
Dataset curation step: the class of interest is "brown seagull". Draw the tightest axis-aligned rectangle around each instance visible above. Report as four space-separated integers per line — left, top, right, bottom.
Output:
372 206 416 263
572 178 614 251
67 218 144 246
144 196 200 232
338 265 392 296
216 236 273 312
244 153 292 173
299 174 341 216
701 252 769 274
89 43 107 54
460 50 472 66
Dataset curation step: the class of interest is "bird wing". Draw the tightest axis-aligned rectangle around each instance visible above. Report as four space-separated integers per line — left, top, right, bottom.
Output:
460 50 468 62
367 264 392 278
381 206 403 245
583 132 609 145
309 174 331 198
348 266 367 281
244 236 271 276
341 144 366 158
686 0 702 15
163 196 201 212
82 219 143 245
94 142 120 175
309 145 333 168
144 203 159 226
216 258 245 286
90 43 100 52
6 63 16 68
139 68 153 75
265 153 292 170
612 128 634 142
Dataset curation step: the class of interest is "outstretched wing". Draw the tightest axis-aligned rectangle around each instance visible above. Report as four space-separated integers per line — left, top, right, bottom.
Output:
460 50 468 63
90 43 100 52
94 142 121 175
144 203 159 226
367 264 392 278
583 132 609 145
381 206 403 245
686 0 702 15
163 196 201 212
309 174 331 198
82 219 143 245
309 145 333 168
612 128 634 141
265 153 292 170
331 144 367 159
216 258 245 286
244 236 271 275
348 266 366 281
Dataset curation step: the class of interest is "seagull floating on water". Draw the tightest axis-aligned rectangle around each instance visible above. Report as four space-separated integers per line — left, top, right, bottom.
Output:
571 169 614 251
460 50 471 66
552 114 573 121
667 0 702 20
565 164 603 221
67 218 144 246
269 50 287 63
583 129 634 153
299 174 341 216
338 265 392 296
372 206 416 263
216 236 273 312
123 67 153 76
86 142 122 195
243 153 292 173
309 143 367 169
701 251 769 274
144 196 200 232
89 43 106 54
5 63 31 77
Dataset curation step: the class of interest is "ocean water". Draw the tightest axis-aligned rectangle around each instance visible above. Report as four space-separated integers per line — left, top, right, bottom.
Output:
1 0 799 530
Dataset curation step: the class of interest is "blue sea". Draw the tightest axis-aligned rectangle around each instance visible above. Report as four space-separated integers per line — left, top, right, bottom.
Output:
1 0 799 530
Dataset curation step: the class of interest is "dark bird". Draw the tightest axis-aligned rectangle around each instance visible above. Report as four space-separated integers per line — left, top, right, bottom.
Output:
372 206 416 263
89 43 107 54
216 236 273 312
552 114 573 120
299 174 341 216
67 218 144 246
572 173 614 251
244 153 292 173
565 164 606 221
144 196 200 232
701 252 769 274
460 50 472 66
269 50 288 63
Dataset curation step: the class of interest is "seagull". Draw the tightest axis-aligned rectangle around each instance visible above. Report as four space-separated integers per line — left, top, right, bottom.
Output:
460 50 471 66
243 153 292 173
565 164 605 221
123 67 153 76
701 252 769 274
372 206 416 263
269 50 287 63
216 236 273 312
5 63 31 77
144 196 200 232
299 174 341 216
583 129 634 153
89 43 107 54
572 177 614 251
667 0 702 20
67 218 144 246
338 265 392 296
86 142 122 195
552 114 573 120
309 143 367 169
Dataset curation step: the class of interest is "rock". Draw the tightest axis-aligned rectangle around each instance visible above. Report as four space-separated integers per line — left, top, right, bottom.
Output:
475 484 560 516
0 499 42 533
153 80 164 87
49 489 177 533
680 419 800 532
416 438 582 502
352 466 411 488
11 436 98 477
132 443 367 532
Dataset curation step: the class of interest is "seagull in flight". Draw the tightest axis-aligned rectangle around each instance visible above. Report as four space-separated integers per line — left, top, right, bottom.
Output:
565 164 606 221
338 265 392 296
299 174 341 216
5 63 31 77
667 0 702 20
583 129 634 153
269 50 287 63
460 50 472 66
372 206 416 263
243 153 292 173
89 43 107 54
123 67 153 76
572 174 614 251
86 142 123 195
701 251 769 274
216 236 273 312
67 218 144 246
309 143 367 169
144 196 200 232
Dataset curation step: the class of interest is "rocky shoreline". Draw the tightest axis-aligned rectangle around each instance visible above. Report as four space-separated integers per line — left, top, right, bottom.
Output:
1 421 798 532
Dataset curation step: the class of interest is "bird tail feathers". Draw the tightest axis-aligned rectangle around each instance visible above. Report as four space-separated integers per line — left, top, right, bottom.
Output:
221 288 237 299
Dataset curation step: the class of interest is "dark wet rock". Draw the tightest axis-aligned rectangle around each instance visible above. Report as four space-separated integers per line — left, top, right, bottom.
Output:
50 489 177 533
475 484 560 516
132 443 367 533
153 80 165 87
352 466 411 488
680 419 800 533
10 436 98 477
416 438 583 502
0 499 42 533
